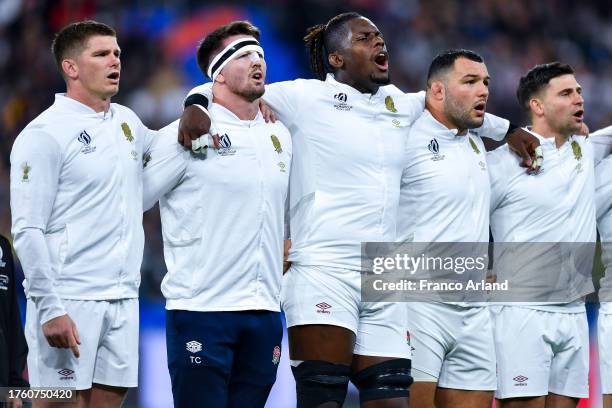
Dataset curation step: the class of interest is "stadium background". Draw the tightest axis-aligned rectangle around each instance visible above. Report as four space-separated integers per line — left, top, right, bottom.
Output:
1 0 611 406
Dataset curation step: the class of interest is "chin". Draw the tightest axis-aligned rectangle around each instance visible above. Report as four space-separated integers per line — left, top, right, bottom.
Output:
371 74 391 85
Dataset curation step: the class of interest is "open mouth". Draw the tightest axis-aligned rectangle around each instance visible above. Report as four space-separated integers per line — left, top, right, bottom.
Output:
573 109 584 121
473 101 487 115
107 72 120 82
373 51 389 71
251 71 263 81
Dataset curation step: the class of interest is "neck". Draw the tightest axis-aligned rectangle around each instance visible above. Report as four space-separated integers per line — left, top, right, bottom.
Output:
212 85 259 120
66 86 111 113
333 72 379 94
531 120 571 148
426 100 467 136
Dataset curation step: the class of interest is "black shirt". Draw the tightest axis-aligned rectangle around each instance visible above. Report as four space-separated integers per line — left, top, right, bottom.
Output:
0 235 28 387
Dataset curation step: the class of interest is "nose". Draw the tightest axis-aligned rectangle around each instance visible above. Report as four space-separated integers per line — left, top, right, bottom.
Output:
374 34 385 49
575 92 584 105
478 82 489 98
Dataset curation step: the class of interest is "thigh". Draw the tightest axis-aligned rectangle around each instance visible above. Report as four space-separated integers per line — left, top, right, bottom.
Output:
493 307 552 399
27 299 107 390
228 311 283 408
439 306 495 392
548 312 589 399
283 265 359 363
599 303 612 395
355 301 411 359
94 298 139 388
165 310 235 407
406 302 454 382
436 388 493 408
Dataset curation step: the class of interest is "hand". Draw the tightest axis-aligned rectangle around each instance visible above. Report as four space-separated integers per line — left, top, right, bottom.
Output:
259 99 277 123
577 122 589 136
42 314 81 358
178 106 212 150
506 127 542 174
283 239 291 273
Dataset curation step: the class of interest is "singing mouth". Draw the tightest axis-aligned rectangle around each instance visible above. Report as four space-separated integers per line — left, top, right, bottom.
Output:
373 51 389 71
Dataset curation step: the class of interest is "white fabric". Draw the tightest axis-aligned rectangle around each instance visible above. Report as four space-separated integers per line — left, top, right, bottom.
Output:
188 76 509 271
406 302 496 390
488 129 597 310
492 305 589 399
10 94 155 324
397 110 491 243
281 264 411 359
598 302 612 394
589 125 612 165
25 298 139 390
596 155 612 301
143 104 291 312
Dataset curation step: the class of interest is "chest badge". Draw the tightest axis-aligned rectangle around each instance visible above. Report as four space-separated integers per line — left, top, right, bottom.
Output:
21 162 31 182
78 130 96 154
571 140 582 161
121 122 134 142
271 134 283 154
385 96 397 113
469 137 481 154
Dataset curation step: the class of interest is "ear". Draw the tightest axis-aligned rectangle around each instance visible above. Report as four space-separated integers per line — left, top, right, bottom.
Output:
529 98 544 117
215 71 227 84
429 80 445 101
328 52 344 70
62 59 78 80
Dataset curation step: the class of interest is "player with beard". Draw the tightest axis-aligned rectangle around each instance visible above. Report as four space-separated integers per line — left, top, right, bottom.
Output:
141 21 291 407
398 49 499 408
487 62 605 408
178 14 540 407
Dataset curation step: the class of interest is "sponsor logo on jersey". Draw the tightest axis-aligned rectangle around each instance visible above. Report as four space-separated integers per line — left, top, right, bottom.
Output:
58 368 75 380
272 346 281 365
428 138 445 161
121 122 134 142
513 375 528 386
316 302 332 314
278 162 287 173
0 274 8 290
385 95 398 113
21 162 31 182
271 134 283 154
78 130 96 154
333 93 352 111
218 134 236 156
186 340 202 353
392 119 401 128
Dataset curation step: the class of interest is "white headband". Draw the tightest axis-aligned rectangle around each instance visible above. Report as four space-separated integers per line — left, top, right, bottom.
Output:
207 37 264 81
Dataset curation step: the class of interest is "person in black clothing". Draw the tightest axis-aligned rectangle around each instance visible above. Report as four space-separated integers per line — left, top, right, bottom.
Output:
0 234 29 407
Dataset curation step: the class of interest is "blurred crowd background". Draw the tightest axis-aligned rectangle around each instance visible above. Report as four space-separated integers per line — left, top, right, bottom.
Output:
2 0 612 301
2 1 611 406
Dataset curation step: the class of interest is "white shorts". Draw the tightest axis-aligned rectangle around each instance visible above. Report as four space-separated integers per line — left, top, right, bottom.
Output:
492 306 589 399
26 298 139 390
281 264 410 359
406 302 496 390
599 302 612 394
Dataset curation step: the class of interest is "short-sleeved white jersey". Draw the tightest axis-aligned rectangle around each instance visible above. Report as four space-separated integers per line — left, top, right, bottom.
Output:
596 155 612 301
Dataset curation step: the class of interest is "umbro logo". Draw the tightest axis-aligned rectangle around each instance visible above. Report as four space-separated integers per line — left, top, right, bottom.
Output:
513 375 528 386
333 93 352 111
58 368 75 380
186 340 202 353
77 131 96 154
316 302 332 314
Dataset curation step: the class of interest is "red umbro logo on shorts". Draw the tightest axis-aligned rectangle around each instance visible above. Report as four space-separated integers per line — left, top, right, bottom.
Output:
513 375 528 386
316 302 332 314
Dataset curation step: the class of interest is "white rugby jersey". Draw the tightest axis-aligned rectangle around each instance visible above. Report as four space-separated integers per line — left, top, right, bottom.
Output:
397 110 491 243
10 94 155 324
596 155 612 301
190 75 509 270
143 104 291 312
487 130 597 310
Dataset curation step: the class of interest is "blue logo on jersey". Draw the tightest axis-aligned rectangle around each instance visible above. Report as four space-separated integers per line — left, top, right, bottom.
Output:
428 139 439 154
78 131 96 154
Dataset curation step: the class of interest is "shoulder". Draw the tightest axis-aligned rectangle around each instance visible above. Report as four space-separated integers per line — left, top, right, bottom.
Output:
112 103 143 123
